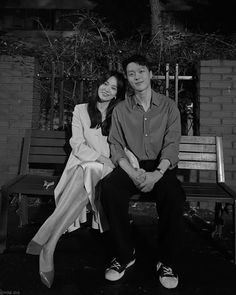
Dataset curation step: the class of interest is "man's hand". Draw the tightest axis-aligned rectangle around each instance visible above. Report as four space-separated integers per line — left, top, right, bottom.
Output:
131 168 146 187
138 170 163 193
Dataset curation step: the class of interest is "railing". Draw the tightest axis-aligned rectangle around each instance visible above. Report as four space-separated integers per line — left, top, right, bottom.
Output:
37 61 197 135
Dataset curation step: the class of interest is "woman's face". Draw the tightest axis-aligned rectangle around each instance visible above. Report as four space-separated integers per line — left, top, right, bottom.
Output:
98 76 118 102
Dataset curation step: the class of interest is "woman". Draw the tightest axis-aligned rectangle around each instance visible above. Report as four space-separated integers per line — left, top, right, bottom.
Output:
26 71 126 288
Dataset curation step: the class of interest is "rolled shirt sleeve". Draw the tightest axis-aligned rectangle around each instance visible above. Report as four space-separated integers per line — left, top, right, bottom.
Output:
108 107 127 164
159 100 181 168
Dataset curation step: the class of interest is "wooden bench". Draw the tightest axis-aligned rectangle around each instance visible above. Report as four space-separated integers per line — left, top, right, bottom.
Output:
0 130 235 264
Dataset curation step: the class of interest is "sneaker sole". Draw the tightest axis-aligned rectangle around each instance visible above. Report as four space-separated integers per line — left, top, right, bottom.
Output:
105 259 136 281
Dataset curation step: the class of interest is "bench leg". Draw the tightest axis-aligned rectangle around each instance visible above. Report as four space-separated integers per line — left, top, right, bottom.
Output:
16 194 28 227
211 202 224 239
234 199 236 265
0 190 9 253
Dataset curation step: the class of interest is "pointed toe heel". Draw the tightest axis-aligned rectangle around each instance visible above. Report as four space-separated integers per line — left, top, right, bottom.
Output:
26 240 43 255
40 270 54 288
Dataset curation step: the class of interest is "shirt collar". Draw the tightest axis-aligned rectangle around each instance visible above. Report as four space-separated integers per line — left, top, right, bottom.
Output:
130 90 161 109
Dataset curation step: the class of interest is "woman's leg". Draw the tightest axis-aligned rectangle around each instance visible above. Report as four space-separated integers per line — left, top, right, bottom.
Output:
29 166 87 247
39 185 88 288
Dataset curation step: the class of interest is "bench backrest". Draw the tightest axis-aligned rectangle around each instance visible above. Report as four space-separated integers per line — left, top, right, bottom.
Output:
20 130 225 183
20 129 70 174
178 135 225 183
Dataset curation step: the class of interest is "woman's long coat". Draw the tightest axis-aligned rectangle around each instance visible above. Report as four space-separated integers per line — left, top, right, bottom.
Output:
54 103 112 232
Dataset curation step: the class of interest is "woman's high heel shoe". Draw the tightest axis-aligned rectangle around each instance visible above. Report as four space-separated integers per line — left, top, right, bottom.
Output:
39 247 54 288
26 240 43 255
40 270 54 288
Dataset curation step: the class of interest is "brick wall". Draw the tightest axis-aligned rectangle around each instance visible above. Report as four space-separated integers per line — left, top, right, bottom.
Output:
199 60 236 191
0 55 40 186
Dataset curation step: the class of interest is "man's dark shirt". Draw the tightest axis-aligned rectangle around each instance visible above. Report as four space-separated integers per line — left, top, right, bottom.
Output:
108 90 181 168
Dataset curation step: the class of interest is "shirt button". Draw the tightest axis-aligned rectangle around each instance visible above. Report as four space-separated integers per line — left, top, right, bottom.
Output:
145 134 148 137
144 117 147 121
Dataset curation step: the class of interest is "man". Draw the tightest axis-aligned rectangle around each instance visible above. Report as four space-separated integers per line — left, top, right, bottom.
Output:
100 54 185 289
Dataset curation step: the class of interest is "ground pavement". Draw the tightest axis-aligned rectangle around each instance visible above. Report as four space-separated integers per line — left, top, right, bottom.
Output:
0 202 236 295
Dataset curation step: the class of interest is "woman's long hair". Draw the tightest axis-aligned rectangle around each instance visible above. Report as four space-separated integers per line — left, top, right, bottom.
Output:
87 71 126 136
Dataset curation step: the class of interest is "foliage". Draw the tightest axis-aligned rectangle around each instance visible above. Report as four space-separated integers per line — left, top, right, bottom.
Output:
1 12 236 77
1 11 236 131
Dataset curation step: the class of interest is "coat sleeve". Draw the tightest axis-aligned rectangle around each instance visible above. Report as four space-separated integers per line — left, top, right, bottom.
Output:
69 105 101 162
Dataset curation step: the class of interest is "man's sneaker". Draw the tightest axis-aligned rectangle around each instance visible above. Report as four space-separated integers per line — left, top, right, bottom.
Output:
105 257 136 281
156 262 179 289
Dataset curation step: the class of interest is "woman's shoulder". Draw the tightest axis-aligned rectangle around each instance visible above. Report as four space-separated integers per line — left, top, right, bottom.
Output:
74 103 88 113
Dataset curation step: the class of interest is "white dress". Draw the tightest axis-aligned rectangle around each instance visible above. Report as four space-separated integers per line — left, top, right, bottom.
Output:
54 103 112 232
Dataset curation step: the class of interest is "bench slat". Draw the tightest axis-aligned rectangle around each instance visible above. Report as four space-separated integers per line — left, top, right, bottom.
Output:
179 152 216 162
28 155 68 164
180 136 216 144
178 161 217 170
31 130 67 139
30 146 67 155
179 144 216 153
31 138 67 147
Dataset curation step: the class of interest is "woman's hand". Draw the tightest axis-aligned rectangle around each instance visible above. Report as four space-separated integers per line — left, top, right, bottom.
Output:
97 155 115 169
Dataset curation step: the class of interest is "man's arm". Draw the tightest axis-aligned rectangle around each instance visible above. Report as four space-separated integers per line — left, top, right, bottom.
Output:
118 157 146 186
160 100 181 169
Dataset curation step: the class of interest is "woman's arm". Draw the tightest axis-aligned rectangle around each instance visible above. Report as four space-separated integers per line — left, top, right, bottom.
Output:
69 105 101 162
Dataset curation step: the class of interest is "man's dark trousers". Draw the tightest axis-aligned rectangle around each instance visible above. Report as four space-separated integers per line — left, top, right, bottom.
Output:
100 160 186 271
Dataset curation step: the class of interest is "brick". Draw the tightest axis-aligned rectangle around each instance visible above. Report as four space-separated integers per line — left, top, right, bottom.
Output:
225 164 236 171
222 74 236 81
222 118 236 125
200 110 211 117
222 89 236 96
223 104 236 111
200 89 221 96
222 60 236 67
212 96 232 103
201 60 221 66
0 77 34 84
212 67 232 74
210 81 232 89
0 69 23 77
211 111 232 118
0 62 13 69
200 67 211 73
200 118 221 125
200 103 221 111
200 97 211 103
222 139 233 148
0 84 22 92
224 156 233 164
224 149 236 156
208 126 232 134
200 74 221 81
21 84 34 92
200 81 210 88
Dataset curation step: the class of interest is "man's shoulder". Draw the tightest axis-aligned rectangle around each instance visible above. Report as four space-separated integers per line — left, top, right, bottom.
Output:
153 91 177 109
114 97 131 112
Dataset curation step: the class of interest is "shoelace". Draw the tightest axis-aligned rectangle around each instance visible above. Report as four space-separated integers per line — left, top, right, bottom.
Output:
110 259 121 270
162 266 174 277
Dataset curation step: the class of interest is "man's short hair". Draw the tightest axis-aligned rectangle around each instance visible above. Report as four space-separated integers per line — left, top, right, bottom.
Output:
122 54 152 73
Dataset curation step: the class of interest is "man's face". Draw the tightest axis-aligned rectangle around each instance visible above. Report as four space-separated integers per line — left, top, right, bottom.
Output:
126 62 152 92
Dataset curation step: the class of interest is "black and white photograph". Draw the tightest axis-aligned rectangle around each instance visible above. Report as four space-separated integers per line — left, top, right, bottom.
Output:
0 1 236 294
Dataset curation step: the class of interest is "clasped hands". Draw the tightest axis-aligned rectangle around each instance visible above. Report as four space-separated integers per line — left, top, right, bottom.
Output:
132 168 162 193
